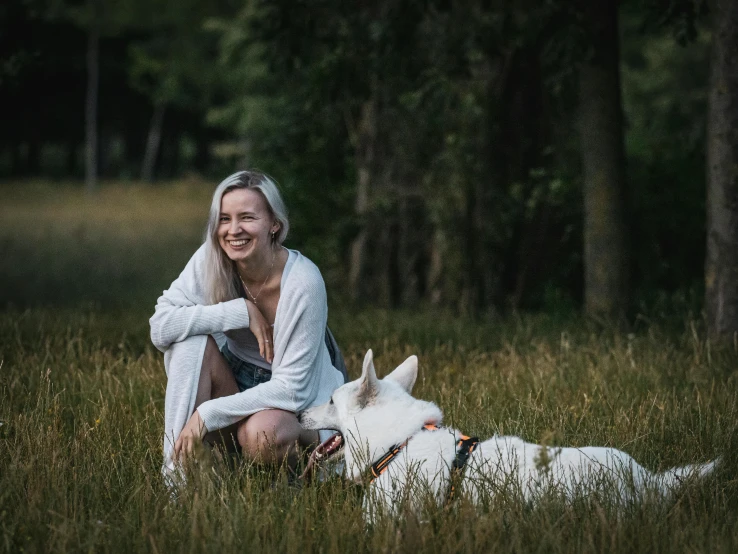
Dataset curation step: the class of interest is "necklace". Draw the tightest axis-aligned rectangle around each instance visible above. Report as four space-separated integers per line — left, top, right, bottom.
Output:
238 249 276 305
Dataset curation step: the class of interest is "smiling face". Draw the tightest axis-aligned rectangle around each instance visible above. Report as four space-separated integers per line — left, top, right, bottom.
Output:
217 188 278 264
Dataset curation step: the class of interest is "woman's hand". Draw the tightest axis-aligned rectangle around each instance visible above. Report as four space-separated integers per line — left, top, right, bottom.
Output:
246 299 274 363
174 410 207 461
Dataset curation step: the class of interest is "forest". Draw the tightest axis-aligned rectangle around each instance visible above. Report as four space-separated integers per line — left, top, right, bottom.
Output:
1 0 737 332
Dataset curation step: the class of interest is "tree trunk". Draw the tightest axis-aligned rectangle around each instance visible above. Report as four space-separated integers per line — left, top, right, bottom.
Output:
510 197 553 310
376 197 399 308
460 179 481 316
67 140 78 175
195 138 211 171
236 137 251 171
398 193 425 307
141 103 166 183
27 140 40 174
706 0 738 337
427 227 445 305
579 0 629 317
85 17 99 193
10 143 22 176
349 98 376 302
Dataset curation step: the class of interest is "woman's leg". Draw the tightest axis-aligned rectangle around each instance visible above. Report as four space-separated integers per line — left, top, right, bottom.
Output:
195 336 242 451
236 409 319 470
194 335 319 468
195 335 239 406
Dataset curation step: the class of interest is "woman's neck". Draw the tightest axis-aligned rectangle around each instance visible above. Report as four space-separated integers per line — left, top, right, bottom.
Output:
236 247 277 284
236 245 289 285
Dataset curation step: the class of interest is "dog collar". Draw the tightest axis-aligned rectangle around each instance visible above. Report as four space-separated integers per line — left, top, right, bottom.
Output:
446 432 480 506
369 424 480 500
368 425 436 481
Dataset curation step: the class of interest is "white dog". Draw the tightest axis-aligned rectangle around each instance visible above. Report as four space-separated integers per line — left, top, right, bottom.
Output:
298 350 717 520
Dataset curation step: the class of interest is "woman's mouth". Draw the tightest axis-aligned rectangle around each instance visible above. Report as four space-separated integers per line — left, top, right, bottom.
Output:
229 238 251 248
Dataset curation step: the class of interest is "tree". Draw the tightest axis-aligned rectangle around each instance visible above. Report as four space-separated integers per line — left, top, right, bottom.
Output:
199 0 710 315
128 0 226 182
48 0 135 191
209 0 585 311
579 0 630 317
84 0 101 192
705 0 738 337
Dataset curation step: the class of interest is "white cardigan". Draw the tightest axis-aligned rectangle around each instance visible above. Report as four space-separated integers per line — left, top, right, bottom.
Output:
150 244 344 474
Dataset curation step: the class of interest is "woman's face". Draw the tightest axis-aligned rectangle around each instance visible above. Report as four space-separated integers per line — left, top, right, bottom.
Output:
218 188 276 264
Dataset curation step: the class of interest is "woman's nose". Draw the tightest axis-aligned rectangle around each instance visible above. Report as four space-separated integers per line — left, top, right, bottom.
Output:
229 219 240 235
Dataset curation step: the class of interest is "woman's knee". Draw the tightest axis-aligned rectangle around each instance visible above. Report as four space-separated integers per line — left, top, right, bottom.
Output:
164 334 209 380
236 412 300 462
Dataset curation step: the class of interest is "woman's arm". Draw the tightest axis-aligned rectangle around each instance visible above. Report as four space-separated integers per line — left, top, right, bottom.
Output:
149 244 251 352
196 265 330 432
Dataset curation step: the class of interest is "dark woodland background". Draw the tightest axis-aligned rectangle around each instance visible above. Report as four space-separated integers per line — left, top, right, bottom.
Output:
2 0 737 335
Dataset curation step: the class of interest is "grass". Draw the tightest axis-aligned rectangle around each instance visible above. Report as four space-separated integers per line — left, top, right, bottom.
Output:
1 181 737 552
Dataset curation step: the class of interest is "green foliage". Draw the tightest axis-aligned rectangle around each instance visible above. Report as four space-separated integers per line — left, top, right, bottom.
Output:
621 13 710 300
127 0 229 110
46 0 140 36
0 0 716 310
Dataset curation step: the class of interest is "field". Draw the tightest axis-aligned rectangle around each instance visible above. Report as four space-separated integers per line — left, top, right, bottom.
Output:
1 181 736 553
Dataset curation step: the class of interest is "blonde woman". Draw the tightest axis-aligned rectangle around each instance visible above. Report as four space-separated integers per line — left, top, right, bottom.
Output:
150 170 346 477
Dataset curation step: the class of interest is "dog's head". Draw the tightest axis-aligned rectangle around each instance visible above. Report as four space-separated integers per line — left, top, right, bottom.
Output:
299 349 442 480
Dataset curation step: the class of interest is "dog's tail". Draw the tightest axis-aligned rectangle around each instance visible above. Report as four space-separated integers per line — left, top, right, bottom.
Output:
653 457 720 494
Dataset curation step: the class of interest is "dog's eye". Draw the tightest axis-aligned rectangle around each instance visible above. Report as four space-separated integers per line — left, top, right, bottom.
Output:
329 397 334 405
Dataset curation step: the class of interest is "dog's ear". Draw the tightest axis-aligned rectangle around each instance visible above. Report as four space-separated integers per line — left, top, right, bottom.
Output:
385 355 418 393
357 349 379 407
360 349 378 382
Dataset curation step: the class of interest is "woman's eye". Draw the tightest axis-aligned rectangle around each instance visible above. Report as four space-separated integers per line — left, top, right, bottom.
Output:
219 216 229 222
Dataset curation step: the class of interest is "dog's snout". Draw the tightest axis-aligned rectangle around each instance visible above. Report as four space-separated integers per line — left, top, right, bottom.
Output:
296 411 304 423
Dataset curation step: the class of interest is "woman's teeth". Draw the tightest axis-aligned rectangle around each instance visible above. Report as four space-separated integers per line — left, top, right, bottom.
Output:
230 239 249 246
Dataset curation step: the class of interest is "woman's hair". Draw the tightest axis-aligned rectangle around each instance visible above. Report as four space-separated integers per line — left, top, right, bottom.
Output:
203 170 289 304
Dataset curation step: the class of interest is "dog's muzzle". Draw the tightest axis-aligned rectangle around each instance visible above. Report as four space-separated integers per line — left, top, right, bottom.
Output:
299 432 344 481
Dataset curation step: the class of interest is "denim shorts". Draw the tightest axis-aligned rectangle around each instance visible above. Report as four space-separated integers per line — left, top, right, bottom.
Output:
220 343 272 392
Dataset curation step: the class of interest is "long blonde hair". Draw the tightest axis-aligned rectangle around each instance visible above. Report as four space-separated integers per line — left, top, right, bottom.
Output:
203 170 289 304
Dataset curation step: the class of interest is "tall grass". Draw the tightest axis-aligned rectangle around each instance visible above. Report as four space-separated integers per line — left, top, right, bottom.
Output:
0 182 736 552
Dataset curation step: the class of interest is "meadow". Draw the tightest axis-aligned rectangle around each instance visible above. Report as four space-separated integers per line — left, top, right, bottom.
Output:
0 181 736 553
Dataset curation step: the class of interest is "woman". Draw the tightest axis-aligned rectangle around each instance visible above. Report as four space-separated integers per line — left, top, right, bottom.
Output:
150 170 346 476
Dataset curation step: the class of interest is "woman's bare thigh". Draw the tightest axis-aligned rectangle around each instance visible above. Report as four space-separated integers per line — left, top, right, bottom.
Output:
196 335 241 451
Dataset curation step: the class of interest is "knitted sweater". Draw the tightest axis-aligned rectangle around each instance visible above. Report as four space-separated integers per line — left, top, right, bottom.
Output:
150 244 344 473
